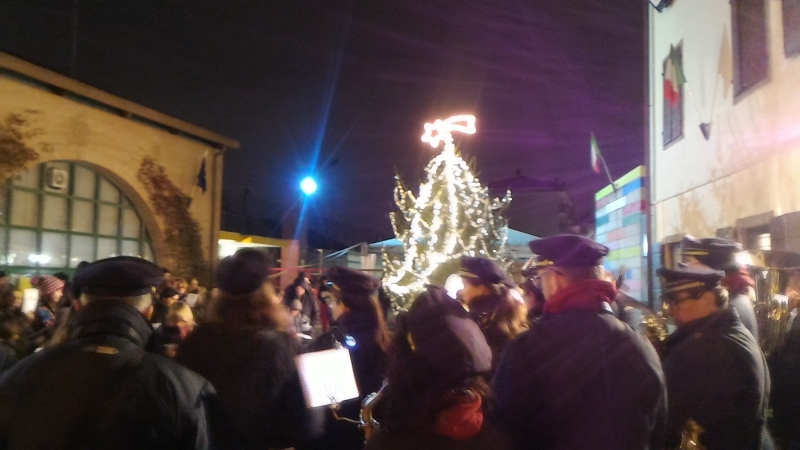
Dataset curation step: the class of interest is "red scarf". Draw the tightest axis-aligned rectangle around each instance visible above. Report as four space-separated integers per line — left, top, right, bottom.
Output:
721 266 755 296
433 393 484 440
543 279 617 314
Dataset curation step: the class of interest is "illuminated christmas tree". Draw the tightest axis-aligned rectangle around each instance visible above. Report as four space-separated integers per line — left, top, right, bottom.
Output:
383 115 512 309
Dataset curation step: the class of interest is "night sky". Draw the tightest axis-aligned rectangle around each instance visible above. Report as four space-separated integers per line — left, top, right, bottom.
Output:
0 1 646 246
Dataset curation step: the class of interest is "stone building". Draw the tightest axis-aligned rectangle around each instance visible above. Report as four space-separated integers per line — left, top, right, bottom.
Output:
0 52 238 282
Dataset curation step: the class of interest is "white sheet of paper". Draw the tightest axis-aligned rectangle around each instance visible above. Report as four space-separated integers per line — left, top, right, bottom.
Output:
22 289 39 314
296 348 360 408
185 293 199 307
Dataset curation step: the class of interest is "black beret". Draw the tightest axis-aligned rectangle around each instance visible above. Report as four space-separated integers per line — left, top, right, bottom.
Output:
216 248 272 296
326 266 378 296
406 285 492 382
459 257 512 286
682 236 742 270
74 256 164 296
528 234 609 269
657 266 724 296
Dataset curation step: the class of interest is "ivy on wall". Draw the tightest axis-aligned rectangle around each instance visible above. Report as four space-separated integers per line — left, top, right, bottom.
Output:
0 112 52 183
137 157 210 285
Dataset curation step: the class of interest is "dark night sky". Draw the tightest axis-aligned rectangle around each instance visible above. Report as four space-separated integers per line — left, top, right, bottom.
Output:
0 0 646 245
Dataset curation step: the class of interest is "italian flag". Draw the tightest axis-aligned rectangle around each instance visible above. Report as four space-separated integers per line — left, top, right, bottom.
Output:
591 133 603 174
664 45 686 107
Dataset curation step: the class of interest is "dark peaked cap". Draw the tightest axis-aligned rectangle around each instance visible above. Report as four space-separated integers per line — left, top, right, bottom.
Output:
528 234 609 269
326 266 378 295
459 257 512 286
75 256 164 296
216 248 272 295
406 286 492 382
657 265 725 296
682 236 742 270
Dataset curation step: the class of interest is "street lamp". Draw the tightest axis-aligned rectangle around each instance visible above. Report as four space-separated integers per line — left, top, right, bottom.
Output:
300 176 318 195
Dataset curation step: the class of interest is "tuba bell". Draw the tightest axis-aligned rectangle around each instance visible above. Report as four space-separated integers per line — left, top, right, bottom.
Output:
749 250 800 356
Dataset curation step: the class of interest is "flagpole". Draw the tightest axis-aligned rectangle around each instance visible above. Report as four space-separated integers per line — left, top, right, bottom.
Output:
600 156 618 193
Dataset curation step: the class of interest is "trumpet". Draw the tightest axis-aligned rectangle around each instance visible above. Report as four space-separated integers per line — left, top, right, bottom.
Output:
678 419 706 450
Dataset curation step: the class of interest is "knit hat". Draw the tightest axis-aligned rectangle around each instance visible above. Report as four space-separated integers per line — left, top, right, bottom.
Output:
36 275 65 296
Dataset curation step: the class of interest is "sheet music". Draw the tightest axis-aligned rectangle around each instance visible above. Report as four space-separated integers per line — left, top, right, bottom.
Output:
296 348 360 408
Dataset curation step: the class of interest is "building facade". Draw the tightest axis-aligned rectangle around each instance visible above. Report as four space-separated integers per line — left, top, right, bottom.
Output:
649 1 800 264
0 53 238 282
596 166 648 303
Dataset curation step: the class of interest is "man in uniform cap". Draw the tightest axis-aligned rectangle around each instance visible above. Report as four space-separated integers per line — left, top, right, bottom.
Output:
0 256 228 449
492 234 666 450
682 235 759 339
658 265 771 449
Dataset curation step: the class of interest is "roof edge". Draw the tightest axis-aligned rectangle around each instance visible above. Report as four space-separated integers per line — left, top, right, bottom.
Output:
0 52 240 149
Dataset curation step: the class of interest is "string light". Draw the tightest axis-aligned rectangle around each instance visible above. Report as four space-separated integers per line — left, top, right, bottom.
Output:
383 115 512 309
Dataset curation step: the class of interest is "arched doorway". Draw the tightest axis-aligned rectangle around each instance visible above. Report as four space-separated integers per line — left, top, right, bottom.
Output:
0 161 155 278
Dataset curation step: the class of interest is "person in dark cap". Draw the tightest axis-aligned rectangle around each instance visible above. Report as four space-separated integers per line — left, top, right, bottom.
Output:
178 248 310 450
458 256 527 365
491 234 666 450
151 286 180 326
658 265 772 449
284 274 320 336
304 266 391 450
365 285 513 450
682 235 759 340
0 256 229 449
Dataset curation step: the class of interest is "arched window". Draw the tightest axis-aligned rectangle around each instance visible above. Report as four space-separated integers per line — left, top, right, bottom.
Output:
0 161 154 277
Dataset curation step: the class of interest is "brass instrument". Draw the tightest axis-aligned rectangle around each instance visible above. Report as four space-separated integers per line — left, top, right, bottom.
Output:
359 388 385 440
749 250 800 356
678 419 706 450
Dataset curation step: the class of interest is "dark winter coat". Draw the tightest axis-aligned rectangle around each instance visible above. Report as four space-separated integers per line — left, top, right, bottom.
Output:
663 307 771 450
366 425 513 450
769 320 800 449
0 300 227 450
729 291 759 341
491 305 666 450
178 323 310 450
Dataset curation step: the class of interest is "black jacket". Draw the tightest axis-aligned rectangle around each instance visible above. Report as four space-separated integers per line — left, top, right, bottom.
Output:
0 300 227 450
729 291 759 341
366 426 514 450
663 307 771 450
491 305 666 450
769 317 800 448
178 323 310 450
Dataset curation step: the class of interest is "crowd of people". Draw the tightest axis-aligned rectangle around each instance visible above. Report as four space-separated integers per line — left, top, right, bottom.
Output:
0 232 795 449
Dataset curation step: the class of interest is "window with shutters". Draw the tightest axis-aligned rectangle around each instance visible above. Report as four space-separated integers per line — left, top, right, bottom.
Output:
731 0 769 96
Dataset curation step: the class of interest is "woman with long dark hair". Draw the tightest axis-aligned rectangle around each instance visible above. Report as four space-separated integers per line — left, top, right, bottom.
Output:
304 266 390 450
458 257 527 366
177 249 309 450
366 286 512 450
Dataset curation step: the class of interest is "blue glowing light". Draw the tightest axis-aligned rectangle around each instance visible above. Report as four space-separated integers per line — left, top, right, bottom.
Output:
300 176 318 195
344 335 356 348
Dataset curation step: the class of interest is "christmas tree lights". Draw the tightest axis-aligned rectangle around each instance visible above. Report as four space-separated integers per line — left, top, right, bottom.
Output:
383 115 511 309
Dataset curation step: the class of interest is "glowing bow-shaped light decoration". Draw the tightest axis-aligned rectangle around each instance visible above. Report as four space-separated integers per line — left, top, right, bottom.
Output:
421 114 477 149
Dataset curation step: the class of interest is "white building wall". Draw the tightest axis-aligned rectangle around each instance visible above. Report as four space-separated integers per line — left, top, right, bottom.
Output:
650 0 800 241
